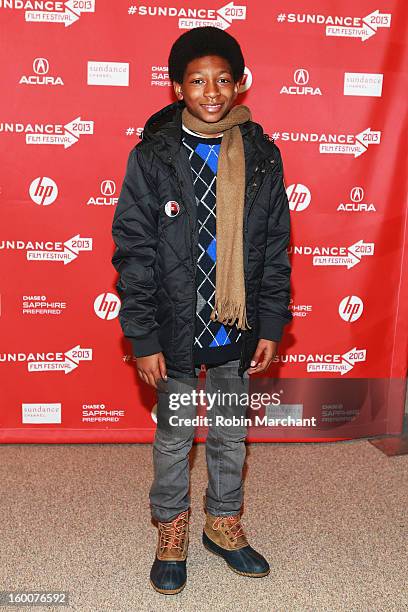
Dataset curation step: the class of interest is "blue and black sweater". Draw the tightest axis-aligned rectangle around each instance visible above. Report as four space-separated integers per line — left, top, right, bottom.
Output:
181 125 243 367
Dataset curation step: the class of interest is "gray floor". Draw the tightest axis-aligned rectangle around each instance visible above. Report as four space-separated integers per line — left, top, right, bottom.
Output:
0 440 407 612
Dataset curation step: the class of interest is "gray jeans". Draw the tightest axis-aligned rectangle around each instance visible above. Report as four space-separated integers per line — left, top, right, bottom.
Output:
149 359 250 522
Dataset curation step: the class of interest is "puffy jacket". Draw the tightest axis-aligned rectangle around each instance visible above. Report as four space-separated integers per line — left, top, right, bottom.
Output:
111 99 293 380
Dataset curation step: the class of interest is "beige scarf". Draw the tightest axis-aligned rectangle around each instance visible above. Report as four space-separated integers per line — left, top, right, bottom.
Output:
182 104 252 331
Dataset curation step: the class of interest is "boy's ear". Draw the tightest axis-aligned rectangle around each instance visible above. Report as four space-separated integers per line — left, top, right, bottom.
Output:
173 81 183 100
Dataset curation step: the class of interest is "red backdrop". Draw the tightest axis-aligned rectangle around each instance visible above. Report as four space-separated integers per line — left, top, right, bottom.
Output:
1 0 407 442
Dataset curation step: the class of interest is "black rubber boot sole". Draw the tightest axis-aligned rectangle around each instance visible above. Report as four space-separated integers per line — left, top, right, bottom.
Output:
203 531 270 578
149 577 186 595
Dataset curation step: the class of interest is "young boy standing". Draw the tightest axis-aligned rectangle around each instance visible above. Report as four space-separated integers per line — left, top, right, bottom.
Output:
112 26 293 594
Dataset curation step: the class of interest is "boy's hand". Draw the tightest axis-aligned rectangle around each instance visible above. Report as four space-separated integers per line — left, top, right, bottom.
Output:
136 352 167 389
247 339 278 375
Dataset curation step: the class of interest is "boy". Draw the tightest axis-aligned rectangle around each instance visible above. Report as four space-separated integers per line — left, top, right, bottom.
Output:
111 26 293 594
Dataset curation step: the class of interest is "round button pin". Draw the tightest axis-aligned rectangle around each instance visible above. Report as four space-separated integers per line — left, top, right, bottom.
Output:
165 200 180 217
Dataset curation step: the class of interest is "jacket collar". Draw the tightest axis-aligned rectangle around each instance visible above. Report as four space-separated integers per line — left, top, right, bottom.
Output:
140 99 272 169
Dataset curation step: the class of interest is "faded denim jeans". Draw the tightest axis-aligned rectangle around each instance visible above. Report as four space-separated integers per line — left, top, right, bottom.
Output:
149 358 250 522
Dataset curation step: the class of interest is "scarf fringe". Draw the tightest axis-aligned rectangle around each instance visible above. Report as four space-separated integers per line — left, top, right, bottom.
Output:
210 297 252 331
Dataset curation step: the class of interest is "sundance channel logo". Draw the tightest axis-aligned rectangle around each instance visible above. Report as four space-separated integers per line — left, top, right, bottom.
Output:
22 402 62 424
87 61 129 87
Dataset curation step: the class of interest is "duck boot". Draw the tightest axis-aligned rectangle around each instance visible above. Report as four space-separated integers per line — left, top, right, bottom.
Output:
150 509 190 594
202 505 270 577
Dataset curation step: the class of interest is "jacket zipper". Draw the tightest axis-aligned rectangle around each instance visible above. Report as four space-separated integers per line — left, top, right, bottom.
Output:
191 235 198 377
238 161 265 378
239 156 277 378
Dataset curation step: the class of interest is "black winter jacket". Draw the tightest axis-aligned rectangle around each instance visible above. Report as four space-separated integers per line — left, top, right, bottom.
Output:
111 100 293 380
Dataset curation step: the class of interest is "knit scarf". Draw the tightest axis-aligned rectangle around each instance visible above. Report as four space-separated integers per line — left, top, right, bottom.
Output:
181 104 252 331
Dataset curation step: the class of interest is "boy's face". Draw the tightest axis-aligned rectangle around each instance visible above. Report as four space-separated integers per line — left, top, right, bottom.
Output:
173 55 240 123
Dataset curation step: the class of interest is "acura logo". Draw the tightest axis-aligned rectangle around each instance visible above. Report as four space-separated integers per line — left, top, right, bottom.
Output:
293 69 309 85
33 58 49 75
350 187 364 202
101 180 116 196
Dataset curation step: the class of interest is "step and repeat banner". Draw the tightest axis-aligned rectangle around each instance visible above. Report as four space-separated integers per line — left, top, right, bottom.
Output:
1 1 407 442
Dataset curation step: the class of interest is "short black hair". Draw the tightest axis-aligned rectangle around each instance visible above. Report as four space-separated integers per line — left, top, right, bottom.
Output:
168 26 245 84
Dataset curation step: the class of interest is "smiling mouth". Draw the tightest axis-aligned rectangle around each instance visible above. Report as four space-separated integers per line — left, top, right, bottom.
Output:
201 103 223 111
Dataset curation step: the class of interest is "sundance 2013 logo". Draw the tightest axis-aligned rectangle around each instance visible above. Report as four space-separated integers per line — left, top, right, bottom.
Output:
274 127 381 158
1 345 93 374
276 9 391 41
0 0 95 27
127 1 246 30
289 240 375 269
0 235 92 264
0 117 94 148
277 347 367 375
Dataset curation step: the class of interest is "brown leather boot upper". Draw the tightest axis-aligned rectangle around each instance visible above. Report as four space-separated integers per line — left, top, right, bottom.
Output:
156 510 189 561
204 511 249 551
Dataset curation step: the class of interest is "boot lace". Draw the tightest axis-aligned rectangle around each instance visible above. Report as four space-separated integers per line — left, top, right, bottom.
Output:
212 514 247 544
159 510 189 551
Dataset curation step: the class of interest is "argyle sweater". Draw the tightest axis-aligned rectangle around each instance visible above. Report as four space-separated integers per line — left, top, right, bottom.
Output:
181 124 243 366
